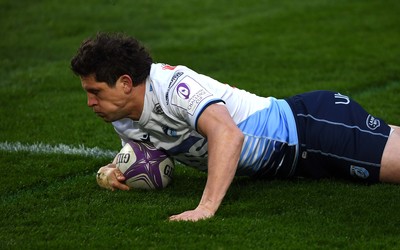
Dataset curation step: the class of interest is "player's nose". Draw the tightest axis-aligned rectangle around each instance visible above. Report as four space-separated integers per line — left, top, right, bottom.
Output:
87 93 98 107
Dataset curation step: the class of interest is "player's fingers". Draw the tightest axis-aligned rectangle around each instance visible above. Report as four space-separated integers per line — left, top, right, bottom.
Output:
106 170 128 191
169 210 210 222
169 210 188 221
111 181 130 191
169 215 197 222
114 168 125 181
169 214 185 221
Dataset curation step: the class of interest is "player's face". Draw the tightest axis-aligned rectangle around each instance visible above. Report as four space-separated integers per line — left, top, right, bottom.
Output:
81 75 133 122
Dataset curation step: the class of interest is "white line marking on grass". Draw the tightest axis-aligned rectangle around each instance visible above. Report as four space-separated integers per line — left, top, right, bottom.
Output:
0 141 117 158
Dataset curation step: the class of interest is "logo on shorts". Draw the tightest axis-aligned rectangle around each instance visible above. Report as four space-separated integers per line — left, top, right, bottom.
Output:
334 93 350 105
366 115 380 130
176 83 191 99
350 165 369 179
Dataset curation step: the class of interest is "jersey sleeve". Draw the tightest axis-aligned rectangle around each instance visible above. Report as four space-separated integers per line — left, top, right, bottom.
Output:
168 72 224 130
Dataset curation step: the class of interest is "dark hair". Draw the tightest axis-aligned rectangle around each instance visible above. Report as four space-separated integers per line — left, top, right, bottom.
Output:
70 32 153 86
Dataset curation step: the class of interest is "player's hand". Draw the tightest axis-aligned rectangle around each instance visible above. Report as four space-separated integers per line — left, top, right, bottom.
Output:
96 164 130 191
169 205 214 222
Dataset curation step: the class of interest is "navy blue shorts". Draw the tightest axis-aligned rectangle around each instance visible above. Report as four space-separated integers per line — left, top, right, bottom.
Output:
286 91 391 183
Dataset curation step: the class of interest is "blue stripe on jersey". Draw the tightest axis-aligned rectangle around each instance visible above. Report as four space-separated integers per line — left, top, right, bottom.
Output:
236 99 298 176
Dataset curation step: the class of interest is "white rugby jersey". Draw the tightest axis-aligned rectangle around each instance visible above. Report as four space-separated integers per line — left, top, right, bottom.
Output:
112 63 298 177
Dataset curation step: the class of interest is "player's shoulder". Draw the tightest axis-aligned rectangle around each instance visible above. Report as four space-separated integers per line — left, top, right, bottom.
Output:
149 63 195 93
150 63 192 79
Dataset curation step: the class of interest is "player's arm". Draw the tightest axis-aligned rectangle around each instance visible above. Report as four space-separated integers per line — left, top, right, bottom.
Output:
96 156 130 191
169 103 244 221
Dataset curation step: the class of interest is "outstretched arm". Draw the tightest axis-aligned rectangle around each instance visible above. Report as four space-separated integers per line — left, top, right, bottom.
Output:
169 103 244 222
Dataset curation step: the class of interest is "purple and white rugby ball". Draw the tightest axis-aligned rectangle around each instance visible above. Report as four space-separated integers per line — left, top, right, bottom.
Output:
115 141 174 190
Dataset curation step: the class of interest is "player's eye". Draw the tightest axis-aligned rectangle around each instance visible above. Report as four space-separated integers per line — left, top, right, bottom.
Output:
88 89 100 95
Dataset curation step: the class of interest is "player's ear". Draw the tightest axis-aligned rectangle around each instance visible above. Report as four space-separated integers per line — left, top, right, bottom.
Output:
119 75 133 93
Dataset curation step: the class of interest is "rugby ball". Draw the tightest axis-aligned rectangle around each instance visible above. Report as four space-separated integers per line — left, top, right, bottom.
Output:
115 141 174 190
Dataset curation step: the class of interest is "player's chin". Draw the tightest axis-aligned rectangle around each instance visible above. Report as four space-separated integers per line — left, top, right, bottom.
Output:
97 114 115 123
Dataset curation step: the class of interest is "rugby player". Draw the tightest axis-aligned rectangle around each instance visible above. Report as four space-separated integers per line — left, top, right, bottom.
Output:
71 32 400 222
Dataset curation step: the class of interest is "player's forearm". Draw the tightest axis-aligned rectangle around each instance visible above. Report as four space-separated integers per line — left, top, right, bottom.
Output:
198 127 244 214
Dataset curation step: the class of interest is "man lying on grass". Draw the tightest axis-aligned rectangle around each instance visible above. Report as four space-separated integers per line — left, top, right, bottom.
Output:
71 32 400 222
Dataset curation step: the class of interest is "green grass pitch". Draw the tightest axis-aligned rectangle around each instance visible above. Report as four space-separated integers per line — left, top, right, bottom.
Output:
1 0 400 249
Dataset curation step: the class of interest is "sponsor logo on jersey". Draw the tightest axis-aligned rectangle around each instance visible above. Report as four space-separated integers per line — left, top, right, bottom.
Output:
140 133 151 142
162 125 178 137
176 82 191 99
187 89 209 115
153 103 164 115
162 64 177 70
366 115 380 130
171 76 212 116
350 165 369 179
166 71 184 105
